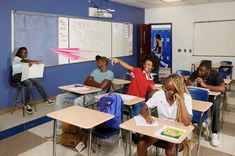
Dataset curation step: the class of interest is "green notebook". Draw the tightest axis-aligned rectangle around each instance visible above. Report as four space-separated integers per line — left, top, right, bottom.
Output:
160 126 184 139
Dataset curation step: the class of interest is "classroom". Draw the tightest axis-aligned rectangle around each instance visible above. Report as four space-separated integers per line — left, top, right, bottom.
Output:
0 0 235 156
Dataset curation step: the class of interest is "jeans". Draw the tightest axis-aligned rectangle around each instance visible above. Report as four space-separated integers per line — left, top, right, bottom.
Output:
209 95 221 133
55 91 105 128
12 74 48 103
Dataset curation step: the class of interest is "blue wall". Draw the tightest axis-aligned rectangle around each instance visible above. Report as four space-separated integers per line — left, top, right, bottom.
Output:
0 0 144 109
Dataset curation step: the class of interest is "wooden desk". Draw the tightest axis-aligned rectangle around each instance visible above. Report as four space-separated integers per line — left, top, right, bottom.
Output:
192 100 212 156
120 118 194 156
47 106 114 156
59 84 102 95
112 78 131 85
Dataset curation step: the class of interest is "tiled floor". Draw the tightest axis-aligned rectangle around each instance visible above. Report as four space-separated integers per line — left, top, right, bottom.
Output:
0 82 235 156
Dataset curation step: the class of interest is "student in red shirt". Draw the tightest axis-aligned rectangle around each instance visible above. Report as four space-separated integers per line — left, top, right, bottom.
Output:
112 56 156 116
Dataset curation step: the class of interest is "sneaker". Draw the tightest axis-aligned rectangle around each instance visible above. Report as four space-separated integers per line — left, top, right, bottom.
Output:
211 133 220 147
24 104 32 114
45 128 62 139
45 99 54 105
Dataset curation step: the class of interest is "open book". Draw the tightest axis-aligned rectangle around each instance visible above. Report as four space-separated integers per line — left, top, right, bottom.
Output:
21 63 44 81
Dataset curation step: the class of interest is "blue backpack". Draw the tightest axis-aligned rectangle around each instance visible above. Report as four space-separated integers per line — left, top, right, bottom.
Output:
97 94 123 130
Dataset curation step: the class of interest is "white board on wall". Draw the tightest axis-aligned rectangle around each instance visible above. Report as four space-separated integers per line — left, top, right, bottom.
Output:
112 22 133 57
69 18 111 63
193 20 235 56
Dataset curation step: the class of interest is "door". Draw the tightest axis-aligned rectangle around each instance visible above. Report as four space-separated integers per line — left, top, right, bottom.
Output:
138 24 151 67
151 24 172 68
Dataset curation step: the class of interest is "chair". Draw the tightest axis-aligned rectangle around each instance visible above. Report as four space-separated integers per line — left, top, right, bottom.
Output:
9 66 36 117
219 61 232 78
187 87 210 140
176 70 191 76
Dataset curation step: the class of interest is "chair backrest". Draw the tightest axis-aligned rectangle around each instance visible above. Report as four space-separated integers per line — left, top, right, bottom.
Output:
188 87 209 124
219 72 227 79
187 87 209 101
9 66 18 87
219 61 233 76
220 61 232 65
175 70 191 76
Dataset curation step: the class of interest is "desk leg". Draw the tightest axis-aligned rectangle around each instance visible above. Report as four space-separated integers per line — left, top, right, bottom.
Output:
196 112 204 156
128 131 131 156
175 144 179 156
127 106 133 156
53 119 57 156
88 128 93 156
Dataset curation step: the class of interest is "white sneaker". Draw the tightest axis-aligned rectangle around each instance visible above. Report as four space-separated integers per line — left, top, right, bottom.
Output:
211 133 220 147
45 128 62 139
45 99 54 106
24 104 33 114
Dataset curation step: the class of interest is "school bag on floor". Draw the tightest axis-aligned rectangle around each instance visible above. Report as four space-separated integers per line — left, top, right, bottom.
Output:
97 93 123 130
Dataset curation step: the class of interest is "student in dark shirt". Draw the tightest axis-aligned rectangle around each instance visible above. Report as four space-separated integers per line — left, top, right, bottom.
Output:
185 60 225 147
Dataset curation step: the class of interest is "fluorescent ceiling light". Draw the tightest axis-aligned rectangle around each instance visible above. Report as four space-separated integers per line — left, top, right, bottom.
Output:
161 0 182 2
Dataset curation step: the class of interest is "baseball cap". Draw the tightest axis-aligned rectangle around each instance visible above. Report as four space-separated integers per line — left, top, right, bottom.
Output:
95 55 108 65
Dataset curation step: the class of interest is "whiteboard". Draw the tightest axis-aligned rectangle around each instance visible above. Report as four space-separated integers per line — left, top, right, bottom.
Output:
193 20 235 56
112 22 133 57
13 11 133 67
69 18 111 63
14 12 59 67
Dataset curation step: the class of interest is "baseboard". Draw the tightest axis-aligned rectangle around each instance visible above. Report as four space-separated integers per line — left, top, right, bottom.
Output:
0 96 56 116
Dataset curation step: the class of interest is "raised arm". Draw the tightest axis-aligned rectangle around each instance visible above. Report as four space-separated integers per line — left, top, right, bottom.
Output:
112 58 133 71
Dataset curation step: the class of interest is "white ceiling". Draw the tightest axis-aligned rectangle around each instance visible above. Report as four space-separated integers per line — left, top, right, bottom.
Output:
110 0 235 9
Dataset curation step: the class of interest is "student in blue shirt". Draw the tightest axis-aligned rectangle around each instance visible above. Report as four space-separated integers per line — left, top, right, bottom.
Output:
52 55 113 131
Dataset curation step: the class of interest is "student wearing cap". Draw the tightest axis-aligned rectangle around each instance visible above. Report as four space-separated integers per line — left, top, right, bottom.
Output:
185 60 225 147
51 55 113 131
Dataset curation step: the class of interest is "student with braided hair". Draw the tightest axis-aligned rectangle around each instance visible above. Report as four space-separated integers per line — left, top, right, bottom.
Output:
137 75 192 156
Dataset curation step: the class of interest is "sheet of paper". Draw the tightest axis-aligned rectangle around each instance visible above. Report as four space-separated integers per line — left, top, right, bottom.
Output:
120 94 136 101
134 115 158 126
21 63 44 81
68 86 89 91
154 125 186 141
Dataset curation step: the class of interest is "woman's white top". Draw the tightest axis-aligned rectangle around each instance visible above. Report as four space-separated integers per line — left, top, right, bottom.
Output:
146 90 192 121
12 56 24 76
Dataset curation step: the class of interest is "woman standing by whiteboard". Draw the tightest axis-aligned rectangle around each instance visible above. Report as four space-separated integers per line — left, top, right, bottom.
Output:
12 47 53 113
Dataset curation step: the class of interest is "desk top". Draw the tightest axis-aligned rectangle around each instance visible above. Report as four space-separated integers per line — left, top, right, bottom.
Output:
192 100 212 113
112 78 131 85
47 106 113 129
58 84 102 94
96 93 145 106
120 118 194 144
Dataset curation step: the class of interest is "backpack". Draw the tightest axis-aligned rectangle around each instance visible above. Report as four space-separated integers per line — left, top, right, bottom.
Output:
97 93 123 130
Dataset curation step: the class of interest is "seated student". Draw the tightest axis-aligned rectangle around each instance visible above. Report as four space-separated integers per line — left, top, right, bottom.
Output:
12 47 53 114
185 60 225 147
54 55 113 127
137 75 192 156
112 56 156 116
112 56 156 143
